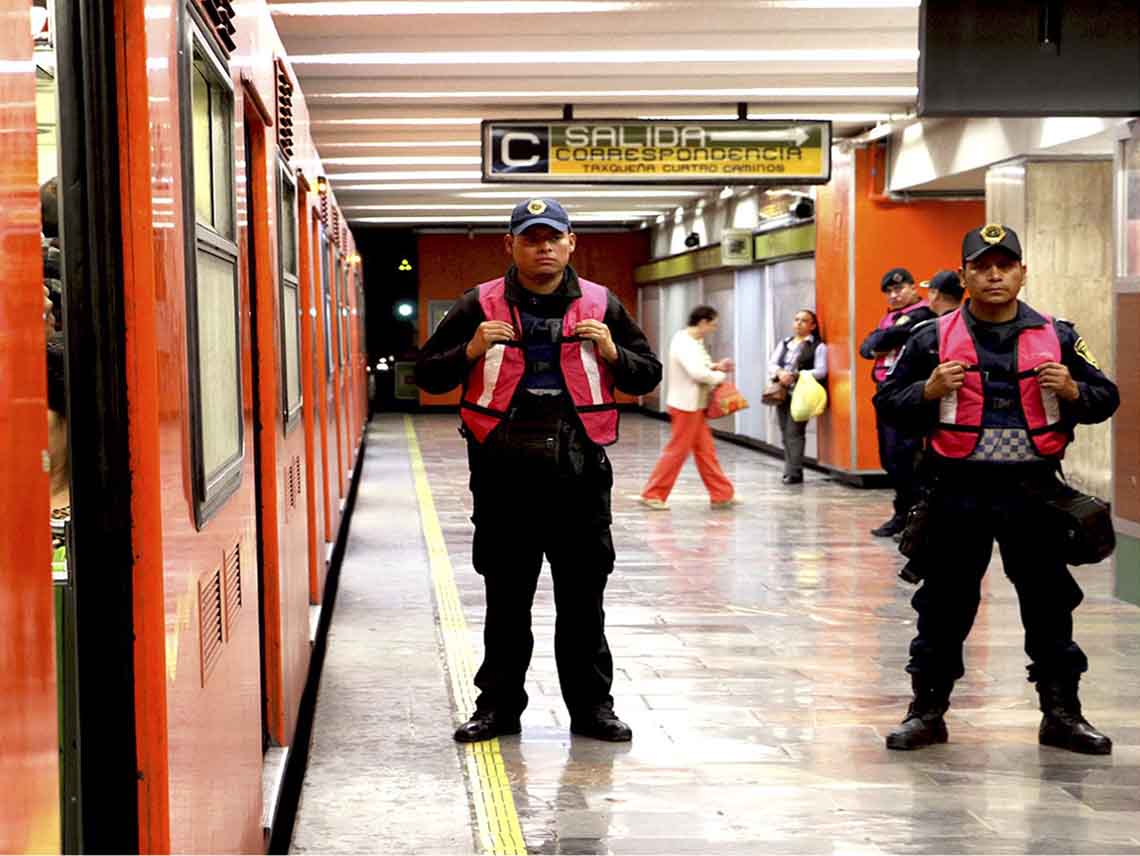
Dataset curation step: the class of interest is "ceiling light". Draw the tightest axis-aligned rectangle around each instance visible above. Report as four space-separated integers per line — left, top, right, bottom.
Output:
719 186 734 199
334 182 490 191
307 85 917 100
311 117 484 126
321 156 481 166
350 212 657 223
460 190 704 199
290 49 918 67
318 141 478 149
326 170 483 181
271 2 640 15
342 204 666 213
655 214 666 224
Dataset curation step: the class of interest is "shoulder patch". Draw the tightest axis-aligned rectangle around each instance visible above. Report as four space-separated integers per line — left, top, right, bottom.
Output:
1074 337 1100 370
894 314 912 326
911 317 938 334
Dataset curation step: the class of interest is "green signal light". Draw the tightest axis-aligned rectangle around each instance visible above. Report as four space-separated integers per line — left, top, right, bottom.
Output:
398 259 413 272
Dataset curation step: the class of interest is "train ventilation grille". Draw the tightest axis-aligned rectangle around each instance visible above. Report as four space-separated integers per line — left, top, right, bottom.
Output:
223 542 242 638
199 567 224 685
198 0 237 54
274 58 294 161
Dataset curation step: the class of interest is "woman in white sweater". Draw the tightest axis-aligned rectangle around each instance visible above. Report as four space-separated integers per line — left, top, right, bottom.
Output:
639 306 736 509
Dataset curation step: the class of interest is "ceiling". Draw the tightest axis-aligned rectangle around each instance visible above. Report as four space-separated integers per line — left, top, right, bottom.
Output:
271 0 920 229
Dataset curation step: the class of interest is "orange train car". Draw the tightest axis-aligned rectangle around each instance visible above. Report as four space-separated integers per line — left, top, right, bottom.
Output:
0 0 368 851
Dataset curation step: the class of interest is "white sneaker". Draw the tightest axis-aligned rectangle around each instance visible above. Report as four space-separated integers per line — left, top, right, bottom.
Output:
637 495 669 510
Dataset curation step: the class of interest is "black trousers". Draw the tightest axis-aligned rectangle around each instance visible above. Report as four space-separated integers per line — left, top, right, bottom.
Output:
907 466 1088 685
467 437 616 718
776 400 808 479
876 418 923 516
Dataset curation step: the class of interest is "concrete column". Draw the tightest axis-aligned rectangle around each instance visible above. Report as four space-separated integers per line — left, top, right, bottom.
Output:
986 157 1115 498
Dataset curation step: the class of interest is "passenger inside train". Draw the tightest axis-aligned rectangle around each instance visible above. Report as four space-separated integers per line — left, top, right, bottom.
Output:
4 2 1140 855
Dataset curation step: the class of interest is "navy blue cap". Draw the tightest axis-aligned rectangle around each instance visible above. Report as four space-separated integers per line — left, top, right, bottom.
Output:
963 223 1022 264
880 267 914 291
927 269 964 297
509 198 571 235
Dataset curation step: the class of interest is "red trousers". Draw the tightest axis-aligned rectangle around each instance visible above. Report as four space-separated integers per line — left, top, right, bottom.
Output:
641 408 734 503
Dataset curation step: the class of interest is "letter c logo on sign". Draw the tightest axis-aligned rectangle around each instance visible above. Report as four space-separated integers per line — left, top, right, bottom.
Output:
490 125 549 175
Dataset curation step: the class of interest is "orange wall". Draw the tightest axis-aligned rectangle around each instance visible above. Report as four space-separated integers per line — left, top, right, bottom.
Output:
815 143 986 473
417 230 651 405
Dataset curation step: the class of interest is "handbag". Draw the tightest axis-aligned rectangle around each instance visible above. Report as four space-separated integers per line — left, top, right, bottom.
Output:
706 381 750 419
1040 482 1115 566
760 381 787 406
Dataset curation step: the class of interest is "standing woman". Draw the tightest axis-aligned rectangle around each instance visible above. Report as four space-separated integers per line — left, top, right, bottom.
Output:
768 309 828 484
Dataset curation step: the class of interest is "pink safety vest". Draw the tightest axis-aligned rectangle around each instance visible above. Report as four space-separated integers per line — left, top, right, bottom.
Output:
460 276 619 446
872 299 930 383
930 306 1069 459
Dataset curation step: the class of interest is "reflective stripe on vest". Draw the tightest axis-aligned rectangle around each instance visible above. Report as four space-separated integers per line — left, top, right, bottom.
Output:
460 277 619 445
930 307 1068 459
873 299 929 383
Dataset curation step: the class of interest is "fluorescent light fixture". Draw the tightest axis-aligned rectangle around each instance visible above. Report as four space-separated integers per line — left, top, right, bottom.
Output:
273 0 917 14
318 140 478 149
460 190 704 199
343 205 667 214
351 213 654 223
271 2 639 15
321 156 481 166
748 111 900 122
326 170 483 180
311 117 484 126
290 49 918 67
334 182 490 191
655 214 666 224
308 85 917 100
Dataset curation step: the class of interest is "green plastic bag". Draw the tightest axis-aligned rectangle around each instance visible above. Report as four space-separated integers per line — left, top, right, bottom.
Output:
790 371 827 422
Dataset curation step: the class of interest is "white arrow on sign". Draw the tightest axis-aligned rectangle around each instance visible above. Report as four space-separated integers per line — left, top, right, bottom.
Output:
707 127 811 146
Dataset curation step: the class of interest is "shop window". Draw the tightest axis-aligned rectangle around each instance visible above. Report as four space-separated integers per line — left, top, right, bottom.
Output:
278 163 301 429
182 12 241 527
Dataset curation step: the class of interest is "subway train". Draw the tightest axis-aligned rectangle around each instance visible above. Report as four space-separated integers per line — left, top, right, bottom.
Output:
1 0 366 851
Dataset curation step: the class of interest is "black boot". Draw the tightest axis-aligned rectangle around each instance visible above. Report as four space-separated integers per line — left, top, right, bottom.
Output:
1037 679 1112 755
886 675 951 750
453 709 521 743
871 513 905 538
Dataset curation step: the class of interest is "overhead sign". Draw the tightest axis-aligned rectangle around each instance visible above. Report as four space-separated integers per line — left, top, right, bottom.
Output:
482 120 831 185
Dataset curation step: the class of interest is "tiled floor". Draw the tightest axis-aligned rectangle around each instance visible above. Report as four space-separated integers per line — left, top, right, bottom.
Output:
301 413 1140 854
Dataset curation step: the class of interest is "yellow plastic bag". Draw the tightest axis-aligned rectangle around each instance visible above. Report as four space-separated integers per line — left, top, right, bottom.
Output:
790 371 827 422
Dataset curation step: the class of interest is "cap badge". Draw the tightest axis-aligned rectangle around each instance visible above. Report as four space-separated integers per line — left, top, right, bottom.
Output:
980 223 1006 245
526 199 547 215
892 272 903 284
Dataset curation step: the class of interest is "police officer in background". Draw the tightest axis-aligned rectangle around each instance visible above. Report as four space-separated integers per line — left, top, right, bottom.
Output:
874 224 1119 754
860 268 935 537
416 198 661 744
924 269 965 317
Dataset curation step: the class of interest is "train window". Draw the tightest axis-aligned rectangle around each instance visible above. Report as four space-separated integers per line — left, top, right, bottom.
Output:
278 162 302 429
182 13 241 526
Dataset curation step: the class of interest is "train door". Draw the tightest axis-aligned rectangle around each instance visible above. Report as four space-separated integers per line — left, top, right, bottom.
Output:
319 228 340 546
298 183 328 603
2 4 62 852
242 85 310 764
330 249 347 502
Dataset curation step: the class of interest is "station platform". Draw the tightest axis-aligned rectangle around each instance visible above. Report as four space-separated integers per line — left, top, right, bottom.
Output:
292 414 1140 855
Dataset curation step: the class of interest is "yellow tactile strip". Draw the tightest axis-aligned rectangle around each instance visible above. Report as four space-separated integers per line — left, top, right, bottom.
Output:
404 416 527 856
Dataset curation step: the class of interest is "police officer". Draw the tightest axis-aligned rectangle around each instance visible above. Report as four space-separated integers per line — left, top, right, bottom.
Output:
925 269 965 317
874 224 1119 754
860 268 936 537
415 198 662 744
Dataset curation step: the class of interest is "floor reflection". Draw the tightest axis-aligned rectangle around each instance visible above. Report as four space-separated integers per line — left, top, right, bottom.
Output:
417 414 1140 854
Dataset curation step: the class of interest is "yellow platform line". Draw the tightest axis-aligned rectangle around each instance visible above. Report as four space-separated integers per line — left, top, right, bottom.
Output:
404 416 527 856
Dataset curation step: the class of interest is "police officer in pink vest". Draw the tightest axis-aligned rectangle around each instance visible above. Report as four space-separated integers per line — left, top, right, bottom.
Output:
416 198 661 744
874 224 1119 754
860 268 936 537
